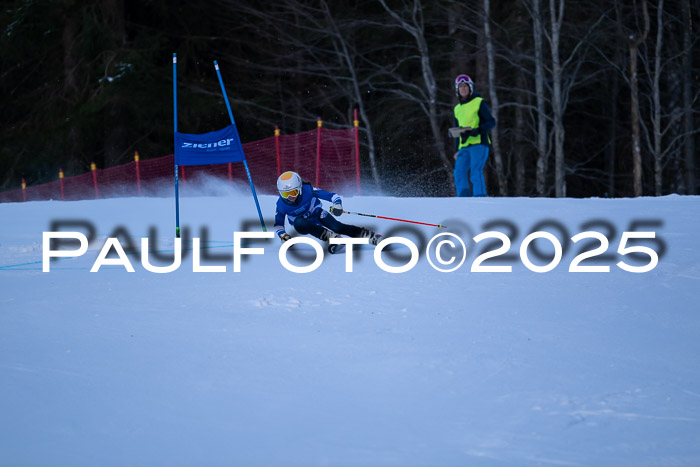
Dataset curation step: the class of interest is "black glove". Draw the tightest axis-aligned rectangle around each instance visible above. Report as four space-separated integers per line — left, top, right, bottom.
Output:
469 128 481 137
330 202 343 216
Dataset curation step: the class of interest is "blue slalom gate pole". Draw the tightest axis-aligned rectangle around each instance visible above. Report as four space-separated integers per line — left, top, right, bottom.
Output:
213 60 267 232
173 53 181 238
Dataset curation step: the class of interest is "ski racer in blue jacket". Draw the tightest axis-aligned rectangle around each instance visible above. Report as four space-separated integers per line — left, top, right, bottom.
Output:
274 171 381 253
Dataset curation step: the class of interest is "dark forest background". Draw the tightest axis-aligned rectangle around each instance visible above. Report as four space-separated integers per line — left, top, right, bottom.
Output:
1 0 698 197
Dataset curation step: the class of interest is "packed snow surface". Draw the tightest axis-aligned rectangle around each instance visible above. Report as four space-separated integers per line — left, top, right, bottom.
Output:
1 190 699 466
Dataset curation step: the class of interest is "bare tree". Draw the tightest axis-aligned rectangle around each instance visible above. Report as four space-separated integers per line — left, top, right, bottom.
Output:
681 0 696 194
635 0 699 196
549 0 566 197
318 0 382 188
530 0 550 196
448 0 607 197
377 0 454 188
99 0 130 168
607 56 621 197
445 0 532 196
513 42 529 196
483 0 507 195
214 0 382 187
615 0 650 197
62 0 82 162
652 0 664 195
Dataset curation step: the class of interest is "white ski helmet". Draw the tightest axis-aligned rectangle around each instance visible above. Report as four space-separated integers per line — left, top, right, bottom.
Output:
455 74 473 96
277 171 302 199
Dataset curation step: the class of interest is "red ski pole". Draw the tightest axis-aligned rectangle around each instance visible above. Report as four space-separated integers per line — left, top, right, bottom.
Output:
342 210 446 229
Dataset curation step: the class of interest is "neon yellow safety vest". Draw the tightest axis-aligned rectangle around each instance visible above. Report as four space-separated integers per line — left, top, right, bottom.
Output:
454 97 489 149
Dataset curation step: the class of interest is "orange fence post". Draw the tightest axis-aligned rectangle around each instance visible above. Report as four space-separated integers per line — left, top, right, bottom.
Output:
134 151 142 196
354 109 362 195
275 126 281 176
91 162 99 199
21 178 27 202
316 117 322 186
59 169 65 200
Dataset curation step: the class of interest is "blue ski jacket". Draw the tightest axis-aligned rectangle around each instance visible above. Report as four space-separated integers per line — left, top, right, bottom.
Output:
274 183 341 238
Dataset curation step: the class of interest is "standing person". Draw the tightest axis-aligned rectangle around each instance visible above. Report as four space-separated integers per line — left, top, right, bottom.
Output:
274 171 382 253
452 74 496 197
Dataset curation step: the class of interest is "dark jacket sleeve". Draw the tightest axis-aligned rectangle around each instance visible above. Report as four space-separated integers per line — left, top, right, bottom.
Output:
475 101 496 143
273 198 286 236
454 117 460 152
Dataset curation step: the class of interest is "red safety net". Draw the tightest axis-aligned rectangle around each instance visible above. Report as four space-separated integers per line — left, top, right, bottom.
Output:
0 126 360 204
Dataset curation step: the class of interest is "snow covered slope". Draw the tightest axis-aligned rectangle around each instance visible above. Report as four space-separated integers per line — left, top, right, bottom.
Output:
1 192 699 466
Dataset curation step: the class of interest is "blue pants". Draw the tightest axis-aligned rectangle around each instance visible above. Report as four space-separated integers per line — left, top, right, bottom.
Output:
454 145 489 197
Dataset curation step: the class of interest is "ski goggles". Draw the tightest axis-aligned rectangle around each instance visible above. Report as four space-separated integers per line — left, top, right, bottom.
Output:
455 75 471 85
280 188 299 199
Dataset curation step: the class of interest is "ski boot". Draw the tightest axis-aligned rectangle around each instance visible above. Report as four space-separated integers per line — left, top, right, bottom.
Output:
320 229 344 254
360 227 382 245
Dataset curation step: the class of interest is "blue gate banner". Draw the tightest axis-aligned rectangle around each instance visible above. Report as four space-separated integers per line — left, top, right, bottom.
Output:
174 125 246 166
